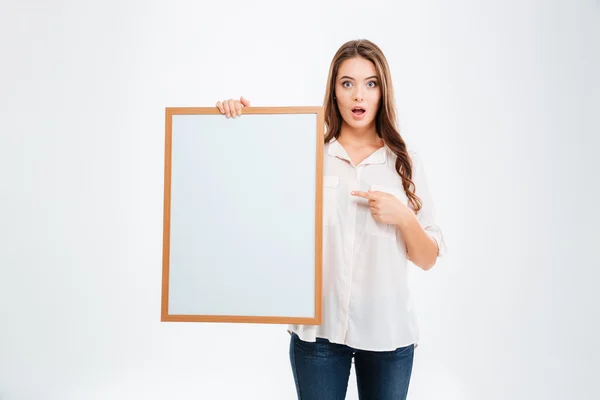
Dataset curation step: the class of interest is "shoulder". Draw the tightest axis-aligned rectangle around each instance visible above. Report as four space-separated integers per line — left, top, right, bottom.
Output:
385 142 422 166
407 147 419 161
324 136 336 151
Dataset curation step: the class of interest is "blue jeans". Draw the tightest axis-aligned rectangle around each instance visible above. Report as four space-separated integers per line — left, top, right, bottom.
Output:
289 332 414 400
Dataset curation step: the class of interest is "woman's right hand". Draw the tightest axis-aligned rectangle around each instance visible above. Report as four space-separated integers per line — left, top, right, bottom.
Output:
215 96 251 118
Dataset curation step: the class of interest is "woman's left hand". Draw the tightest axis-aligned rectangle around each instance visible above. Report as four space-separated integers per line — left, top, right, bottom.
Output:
351 190 412 226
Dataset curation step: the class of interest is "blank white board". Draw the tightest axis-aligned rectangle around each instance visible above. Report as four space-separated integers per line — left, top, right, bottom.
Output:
161 107 324 324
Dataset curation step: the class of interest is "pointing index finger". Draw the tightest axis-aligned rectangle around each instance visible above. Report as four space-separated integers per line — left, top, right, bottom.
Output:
351 190 375 200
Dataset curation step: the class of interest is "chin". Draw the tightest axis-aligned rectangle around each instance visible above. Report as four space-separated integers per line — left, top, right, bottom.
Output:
345 117 374 128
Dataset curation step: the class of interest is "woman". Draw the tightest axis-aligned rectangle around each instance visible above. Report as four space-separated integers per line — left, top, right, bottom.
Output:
216 39 446 400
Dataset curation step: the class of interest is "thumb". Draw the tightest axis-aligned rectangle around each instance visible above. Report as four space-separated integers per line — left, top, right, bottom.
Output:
240 96 251 107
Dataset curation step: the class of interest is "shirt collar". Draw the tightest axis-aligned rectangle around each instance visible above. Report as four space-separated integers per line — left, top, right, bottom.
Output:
327 137 388 165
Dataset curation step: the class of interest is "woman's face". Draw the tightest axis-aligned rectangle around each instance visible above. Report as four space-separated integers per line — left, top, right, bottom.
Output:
335 57 382 130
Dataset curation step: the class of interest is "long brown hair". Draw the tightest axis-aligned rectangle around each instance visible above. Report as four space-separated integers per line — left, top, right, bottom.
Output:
323 39 422 213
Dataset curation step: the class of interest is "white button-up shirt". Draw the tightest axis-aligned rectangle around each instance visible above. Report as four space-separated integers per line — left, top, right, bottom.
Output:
288 137 447 351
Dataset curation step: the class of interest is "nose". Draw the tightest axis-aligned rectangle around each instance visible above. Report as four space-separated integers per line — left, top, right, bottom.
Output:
353 88 364 102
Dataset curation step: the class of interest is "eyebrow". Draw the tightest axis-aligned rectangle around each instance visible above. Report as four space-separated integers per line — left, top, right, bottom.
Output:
339 75 379 81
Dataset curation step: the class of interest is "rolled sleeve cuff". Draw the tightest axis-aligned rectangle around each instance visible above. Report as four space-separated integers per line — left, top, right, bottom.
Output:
425 226 447 257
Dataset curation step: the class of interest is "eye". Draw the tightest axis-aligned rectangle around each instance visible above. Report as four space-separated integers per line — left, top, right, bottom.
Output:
342 81 352 88
367 81 377 88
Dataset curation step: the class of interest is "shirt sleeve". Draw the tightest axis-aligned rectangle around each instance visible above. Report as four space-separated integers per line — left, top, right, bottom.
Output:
410 151 447 257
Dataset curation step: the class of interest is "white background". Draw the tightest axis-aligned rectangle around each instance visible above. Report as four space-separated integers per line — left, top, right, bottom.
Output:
1 0 599 399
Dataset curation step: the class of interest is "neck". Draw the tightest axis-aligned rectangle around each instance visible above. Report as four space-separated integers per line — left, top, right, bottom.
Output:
338 121 382 147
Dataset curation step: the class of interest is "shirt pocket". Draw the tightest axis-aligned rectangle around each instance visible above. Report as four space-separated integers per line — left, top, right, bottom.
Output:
323 175 339 226
365 184 408 238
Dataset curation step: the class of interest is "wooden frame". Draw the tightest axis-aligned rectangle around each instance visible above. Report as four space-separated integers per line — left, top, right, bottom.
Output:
161 106 324 324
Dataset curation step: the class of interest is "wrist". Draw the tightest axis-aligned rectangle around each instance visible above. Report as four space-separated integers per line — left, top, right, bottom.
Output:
396 207 416 230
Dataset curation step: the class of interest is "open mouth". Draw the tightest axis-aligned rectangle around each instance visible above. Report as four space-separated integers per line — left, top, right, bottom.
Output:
352 107 366 115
